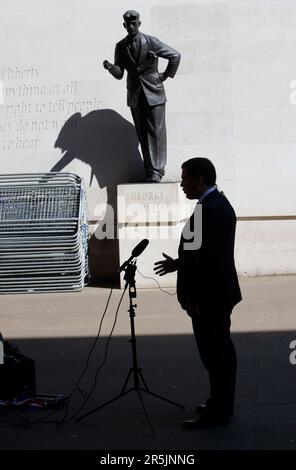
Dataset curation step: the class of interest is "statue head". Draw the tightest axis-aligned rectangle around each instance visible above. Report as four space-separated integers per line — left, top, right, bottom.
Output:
123 10 141 37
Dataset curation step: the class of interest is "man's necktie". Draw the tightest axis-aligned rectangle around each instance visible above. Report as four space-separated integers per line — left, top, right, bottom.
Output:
129 39 138 61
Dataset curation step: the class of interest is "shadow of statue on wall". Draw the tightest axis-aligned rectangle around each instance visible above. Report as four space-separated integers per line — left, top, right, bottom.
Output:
50 109 145 286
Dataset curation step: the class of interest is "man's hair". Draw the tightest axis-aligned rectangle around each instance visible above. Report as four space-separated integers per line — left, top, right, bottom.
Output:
181 157 216 186
123 10 140 22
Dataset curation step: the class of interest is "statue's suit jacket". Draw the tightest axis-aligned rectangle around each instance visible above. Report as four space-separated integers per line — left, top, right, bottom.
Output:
114 32 181 108
177 189 242 312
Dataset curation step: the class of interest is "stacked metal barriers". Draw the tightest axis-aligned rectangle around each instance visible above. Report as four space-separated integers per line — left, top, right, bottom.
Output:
0 173 89 293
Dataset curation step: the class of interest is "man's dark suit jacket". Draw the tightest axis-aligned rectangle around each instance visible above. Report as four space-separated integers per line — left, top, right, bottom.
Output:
177 189 242 312
114 32 181 108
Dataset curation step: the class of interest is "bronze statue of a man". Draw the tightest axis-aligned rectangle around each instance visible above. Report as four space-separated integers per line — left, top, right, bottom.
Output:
103 10 181 183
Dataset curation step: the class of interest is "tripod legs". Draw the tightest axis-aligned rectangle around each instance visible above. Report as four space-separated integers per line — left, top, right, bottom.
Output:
135 388 156 438
76 367 184 438
76 261 185 437
137 369 185 409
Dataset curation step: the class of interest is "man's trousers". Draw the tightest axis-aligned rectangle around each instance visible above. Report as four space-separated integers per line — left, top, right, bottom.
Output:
131 90 167 179
191 307 237 419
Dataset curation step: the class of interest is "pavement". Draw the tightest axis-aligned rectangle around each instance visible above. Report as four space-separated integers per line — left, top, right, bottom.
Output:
0 275 295 450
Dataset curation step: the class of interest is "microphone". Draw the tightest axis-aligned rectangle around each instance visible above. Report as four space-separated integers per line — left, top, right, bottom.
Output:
131 239 149 258
118 239 149 273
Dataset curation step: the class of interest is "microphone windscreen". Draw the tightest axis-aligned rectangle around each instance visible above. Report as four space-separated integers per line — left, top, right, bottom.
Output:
131 239 149 258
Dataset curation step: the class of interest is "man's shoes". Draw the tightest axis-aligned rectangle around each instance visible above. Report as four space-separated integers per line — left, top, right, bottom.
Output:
195 403 234 417
182 413 231 430
195 403 207 415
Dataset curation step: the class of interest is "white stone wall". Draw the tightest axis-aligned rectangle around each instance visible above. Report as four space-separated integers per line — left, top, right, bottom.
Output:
0 0 295 278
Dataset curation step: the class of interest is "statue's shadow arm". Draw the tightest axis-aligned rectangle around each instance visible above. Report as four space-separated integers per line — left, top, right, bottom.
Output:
50 151 75 172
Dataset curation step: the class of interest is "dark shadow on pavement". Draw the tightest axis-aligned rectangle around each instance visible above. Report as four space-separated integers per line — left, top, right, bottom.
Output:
1 331 296 450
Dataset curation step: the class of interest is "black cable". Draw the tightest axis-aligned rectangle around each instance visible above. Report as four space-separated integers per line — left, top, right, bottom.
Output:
34 267 169 424
0 409 31 428
0 283 116 428
35 282 116 426
57 286 127 424
136 267 176 295
0 266 175 428
71 284 115 395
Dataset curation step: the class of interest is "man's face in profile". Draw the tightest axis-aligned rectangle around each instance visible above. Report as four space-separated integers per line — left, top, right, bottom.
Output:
123 19 141 37
181 168 203 200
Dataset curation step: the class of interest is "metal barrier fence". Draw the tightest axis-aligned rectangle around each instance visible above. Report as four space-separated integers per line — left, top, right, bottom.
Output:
0 173 89 293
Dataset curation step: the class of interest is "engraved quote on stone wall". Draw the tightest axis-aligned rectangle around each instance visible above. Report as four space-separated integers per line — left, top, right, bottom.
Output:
0 66 101 152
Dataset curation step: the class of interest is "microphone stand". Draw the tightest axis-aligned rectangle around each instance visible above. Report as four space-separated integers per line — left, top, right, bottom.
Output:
77 258 184 437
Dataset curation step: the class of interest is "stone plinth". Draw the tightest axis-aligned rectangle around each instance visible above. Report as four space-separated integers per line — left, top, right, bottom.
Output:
117 182 195 288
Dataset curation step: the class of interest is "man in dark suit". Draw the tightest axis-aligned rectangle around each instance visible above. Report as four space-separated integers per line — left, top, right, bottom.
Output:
154 157 242 428
103 10 181 182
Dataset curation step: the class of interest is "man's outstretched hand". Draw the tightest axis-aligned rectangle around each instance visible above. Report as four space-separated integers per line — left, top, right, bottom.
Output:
154 253 178 276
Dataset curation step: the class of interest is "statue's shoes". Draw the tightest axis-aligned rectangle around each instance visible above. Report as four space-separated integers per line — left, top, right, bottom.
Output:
141 175 162 183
